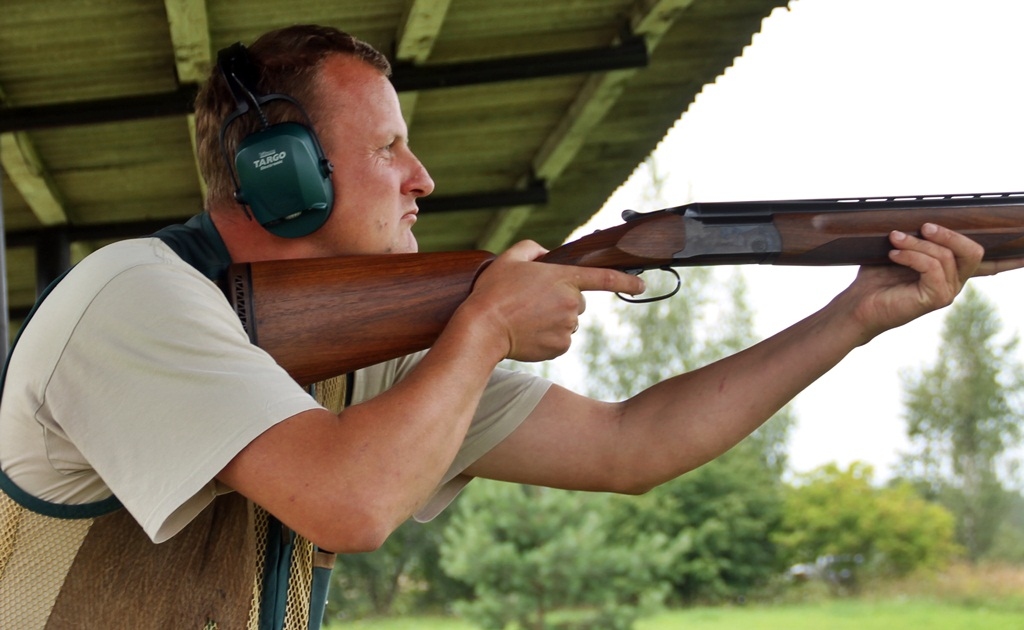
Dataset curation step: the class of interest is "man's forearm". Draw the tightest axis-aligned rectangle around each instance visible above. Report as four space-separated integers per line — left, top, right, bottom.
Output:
615 291 864 485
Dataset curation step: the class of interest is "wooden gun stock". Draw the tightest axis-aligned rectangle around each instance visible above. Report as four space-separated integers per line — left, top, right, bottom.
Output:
227 251 494 386
227 192 1024 385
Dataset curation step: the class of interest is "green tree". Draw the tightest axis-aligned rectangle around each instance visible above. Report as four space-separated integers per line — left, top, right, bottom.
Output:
440 482 681 630
899 286 1024 561
985 489 1024 564
602 442 789 602
327 511 469 621
775 462 959 585
579 269 793 602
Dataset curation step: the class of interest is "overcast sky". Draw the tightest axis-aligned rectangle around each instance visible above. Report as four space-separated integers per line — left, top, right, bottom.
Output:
553 0 1024 481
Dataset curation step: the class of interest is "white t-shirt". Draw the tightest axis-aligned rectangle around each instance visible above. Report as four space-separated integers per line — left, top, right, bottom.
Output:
0 238 549 542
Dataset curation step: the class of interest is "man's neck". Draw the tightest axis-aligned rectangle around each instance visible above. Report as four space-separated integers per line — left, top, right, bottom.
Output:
210 206 310 263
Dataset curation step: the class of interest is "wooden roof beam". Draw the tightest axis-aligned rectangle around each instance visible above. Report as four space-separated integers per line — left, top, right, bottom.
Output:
396 0 453 63
164 0 212 201
0 132 67 227
0 80 65 227
1 126 99 275
476 0 696 252
0 79 102 279
0 43 645 132
164 0 212 84
394 0 454 125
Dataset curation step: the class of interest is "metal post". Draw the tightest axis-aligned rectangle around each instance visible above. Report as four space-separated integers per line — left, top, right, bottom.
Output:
0 168 9 360
35 230 69 294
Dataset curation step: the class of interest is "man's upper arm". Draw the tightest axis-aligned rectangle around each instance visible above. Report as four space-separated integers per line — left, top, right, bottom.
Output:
464 383 626 492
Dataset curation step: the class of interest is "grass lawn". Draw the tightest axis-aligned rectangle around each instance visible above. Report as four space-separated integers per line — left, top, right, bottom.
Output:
329 564 1024 629
637 599 1023 630
330 599 1022 629
332 617 475 629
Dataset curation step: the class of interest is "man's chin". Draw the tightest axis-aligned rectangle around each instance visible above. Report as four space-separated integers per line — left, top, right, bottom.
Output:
397 232 419 254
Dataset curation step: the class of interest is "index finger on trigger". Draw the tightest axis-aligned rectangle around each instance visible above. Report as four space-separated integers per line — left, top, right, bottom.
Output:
573 266 646 296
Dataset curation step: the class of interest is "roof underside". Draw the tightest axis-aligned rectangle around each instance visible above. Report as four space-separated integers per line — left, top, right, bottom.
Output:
0 0 788 325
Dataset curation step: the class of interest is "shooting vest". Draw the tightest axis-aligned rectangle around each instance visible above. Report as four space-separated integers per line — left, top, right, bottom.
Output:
0 213 341 629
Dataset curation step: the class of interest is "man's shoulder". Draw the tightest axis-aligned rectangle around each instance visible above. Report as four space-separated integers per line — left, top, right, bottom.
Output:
25 239 224 348
58 238 219 302
75 238 196 278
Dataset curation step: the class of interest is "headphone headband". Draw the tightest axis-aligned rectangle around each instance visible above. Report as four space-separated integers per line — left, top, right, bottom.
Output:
218 43 262 116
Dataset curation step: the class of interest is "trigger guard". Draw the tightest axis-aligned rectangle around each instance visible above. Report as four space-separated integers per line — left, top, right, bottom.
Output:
616 267 681 304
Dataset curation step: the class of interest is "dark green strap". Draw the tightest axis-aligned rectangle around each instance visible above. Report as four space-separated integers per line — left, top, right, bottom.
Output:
151 213 233 282
308 563 332 630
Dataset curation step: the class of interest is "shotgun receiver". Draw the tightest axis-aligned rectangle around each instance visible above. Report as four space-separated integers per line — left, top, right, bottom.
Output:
227 191 1024 385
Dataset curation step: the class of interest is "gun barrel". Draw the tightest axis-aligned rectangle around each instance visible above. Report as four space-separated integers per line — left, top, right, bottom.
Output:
544 193 1024 270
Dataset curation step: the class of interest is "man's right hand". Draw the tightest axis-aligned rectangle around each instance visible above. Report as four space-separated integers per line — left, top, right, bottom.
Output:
462 240 646 363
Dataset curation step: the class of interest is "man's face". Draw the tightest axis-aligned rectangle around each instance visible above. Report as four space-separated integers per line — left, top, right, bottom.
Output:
309 56 434 256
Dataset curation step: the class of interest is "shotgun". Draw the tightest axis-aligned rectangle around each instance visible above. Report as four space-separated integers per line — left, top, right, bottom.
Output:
226 191 1024 385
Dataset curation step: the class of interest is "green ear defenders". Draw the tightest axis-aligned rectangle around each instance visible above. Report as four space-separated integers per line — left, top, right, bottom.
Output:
217 43 335 238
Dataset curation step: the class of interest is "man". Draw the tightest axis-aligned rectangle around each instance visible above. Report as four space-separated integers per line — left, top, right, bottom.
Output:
1 24 1019 629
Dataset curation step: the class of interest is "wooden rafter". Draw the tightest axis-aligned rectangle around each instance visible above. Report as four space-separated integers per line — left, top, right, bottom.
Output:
164 0 212 200
0 132 67 227
395 0 453 125
164 0 212 84
1 126 97 268
476 0 696 252
396 0 453 63
0 82 66 227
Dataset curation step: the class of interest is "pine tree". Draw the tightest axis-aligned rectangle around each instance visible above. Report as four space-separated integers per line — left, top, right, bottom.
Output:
899 285 1024 561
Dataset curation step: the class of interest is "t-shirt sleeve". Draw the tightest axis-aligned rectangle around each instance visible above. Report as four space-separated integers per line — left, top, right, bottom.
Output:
350 355 551 522
42 261 321 543
413 365 551 521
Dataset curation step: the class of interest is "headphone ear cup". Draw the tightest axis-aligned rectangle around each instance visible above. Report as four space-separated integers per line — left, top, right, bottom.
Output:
234 122 334 238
